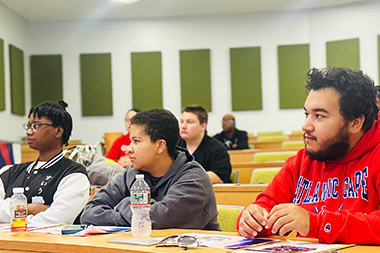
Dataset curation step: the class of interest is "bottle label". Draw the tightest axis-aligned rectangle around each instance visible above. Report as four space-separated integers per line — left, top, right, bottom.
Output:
11 205 27 232
14 205 27 218
131 193 150 205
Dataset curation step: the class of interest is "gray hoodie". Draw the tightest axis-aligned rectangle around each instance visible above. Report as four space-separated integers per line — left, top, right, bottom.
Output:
81 148 220 230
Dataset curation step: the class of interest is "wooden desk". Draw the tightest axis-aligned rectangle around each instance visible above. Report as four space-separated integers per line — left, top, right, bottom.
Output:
231 162 284 184
250 141 284 149
0 228 377 252
0 229 232 253
213 184 267 207
228 149 298 164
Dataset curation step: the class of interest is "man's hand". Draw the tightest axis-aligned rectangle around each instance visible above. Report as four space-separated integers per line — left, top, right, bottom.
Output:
238 204 269 239
118 156 132 168
27 203 50 215
265 203 310 236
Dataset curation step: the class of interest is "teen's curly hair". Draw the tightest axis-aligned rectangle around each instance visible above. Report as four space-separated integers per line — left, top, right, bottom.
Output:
306 67 378 132
131 109 179 160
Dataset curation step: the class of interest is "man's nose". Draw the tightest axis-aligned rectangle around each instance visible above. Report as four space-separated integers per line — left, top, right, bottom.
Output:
302 117 313 132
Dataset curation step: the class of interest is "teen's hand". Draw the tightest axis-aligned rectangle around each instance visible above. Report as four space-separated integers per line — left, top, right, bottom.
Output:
238 204 269 239
266 203 310 236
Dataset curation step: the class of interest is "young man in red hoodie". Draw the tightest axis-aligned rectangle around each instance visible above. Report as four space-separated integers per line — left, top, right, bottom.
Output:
237 67 380 244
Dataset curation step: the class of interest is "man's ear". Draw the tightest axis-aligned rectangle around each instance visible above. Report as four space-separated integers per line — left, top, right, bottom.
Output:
349 115 365 134
55 126 64 138
157 139 167 155
200 122 207 132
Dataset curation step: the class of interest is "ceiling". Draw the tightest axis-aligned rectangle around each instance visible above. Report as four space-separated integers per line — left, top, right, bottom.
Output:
0 0 371 22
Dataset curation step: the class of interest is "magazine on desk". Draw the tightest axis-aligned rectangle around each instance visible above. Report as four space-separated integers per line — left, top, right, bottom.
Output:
171 233 279 249
233 240 354 253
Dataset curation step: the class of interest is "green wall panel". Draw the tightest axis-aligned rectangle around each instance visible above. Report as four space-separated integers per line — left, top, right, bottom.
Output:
180 49 212 111
326 38 360 70
278 44 310 109
31 55 63 107
9 45 25 115
131 52 162 110
80 53 113 116
230 47 262 111
0 38 4 110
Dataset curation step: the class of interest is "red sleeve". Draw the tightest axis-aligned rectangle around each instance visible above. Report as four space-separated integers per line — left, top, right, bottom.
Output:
105 135 125 162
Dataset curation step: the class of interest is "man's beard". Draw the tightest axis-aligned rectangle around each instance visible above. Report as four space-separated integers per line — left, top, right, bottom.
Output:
305 123 350 162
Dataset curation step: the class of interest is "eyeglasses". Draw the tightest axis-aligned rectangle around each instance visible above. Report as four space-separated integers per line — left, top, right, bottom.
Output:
223 119 234 124
156 235 198 250
125 118 132 123
23 122 54 132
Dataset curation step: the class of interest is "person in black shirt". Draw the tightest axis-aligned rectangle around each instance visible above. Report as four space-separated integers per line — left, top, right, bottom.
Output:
178 106 232 184
213 114 249 150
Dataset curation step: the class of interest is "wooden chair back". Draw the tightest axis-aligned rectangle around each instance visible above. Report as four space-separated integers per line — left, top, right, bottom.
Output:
103 132 123 154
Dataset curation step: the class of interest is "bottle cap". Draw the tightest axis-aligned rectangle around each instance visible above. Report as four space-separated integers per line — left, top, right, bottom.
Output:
13 187 24 194
135 174 144 179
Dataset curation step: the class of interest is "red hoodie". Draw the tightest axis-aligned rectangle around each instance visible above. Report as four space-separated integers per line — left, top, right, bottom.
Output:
237 115 380 244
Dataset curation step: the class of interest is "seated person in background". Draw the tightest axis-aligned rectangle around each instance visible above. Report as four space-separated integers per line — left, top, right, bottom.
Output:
178 106 232 184
0 101 90 225
81 109 220 230
213 114 249 150
375 85 380 110
106 108 141 168
237 67 380 244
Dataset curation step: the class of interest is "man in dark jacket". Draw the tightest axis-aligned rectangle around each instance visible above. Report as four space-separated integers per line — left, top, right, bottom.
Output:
213 114 249 150
81 109 220 230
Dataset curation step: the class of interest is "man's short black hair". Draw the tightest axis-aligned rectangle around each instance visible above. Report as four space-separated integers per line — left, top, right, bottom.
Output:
28 100 73 147
131 109 179 160
306 67 378 132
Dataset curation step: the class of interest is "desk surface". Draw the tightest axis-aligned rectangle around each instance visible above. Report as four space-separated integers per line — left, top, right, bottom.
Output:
0 228 378 253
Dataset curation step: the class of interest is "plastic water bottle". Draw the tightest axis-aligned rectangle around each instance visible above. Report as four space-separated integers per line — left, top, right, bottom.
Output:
130 174 151 237
10 187 27 233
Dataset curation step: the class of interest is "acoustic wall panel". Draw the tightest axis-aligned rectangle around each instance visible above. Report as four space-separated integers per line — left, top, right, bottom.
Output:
230 47 262 111
180 49 212 111
0 38 4 110
30 55 63 107
80 53 113 116
131 52 162 110
9 45 25 115
326 38 360 70
278 44 310 109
